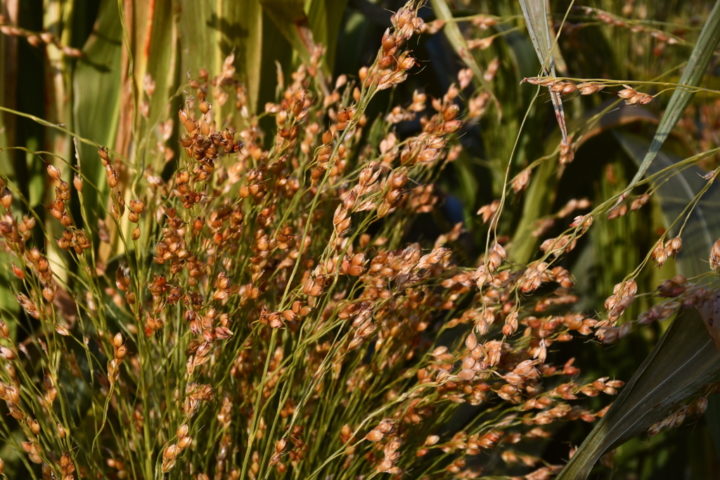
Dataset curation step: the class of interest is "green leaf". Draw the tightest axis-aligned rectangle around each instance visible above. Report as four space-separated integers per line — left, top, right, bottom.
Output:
626 0 720 187
72 0 123 226
707 394 720 459
306 0 348 71
519 0 555 74
558 308 720 480
557 133 720 479
178 0 264 111
132 0 178 156
616 133 720 277
0 4 15 176
519 0 567 141
616 131 720 469
430 0 497 108
261 0 333 93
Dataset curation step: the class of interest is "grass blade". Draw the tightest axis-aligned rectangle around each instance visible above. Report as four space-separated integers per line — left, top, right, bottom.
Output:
558 308 720 479
131 0 178 159
261 0 335 91
306 0 349 71
519 0 554 73
429 0 498 110
625 0 720 187
616 133 720 277
72 0 122 228
519 0 568 141
178 1 264 112
558 133 720 478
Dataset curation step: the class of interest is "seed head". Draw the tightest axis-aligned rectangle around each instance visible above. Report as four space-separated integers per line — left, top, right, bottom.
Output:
710 239 720 271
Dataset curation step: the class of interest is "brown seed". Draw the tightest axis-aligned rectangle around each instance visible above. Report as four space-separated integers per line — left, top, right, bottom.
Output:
163 444 179 460
378 55 393 69
129 200 145 214
561 83 577 94
710 238 720 271
11 265 24 279
465 332 478 350
29 419 40 435
0 346 16 360
1 189 12 208
365 429 383 442
178 436 192 449
458 369 475 381
40 32 55 44
42 287 55 302
47 164 61 180
618 86 636 99
381 30 395 51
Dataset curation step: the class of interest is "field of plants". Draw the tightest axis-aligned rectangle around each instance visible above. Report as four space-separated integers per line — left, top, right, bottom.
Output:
1 0 720 478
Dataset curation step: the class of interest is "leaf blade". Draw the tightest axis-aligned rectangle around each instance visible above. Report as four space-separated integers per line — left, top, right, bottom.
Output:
519 0 568 141
626 0 720 187
616 133 720 277
558 309 720 479
430 0 498 108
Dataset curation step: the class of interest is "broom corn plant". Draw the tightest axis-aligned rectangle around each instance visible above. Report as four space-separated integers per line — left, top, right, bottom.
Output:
1 0 720 479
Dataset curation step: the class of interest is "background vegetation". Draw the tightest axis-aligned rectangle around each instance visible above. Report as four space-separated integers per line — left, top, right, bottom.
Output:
1 0 720 478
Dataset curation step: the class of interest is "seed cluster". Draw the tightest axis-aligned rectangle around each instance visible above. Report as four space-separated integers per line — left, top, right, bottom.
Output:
582 6 682 47
0 14 82 57
2 1 717 479
524 76 654 105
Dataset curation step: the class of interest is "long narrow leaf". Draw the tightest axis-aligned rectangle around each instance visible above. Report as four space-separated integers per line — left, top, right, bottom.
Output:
558 136 720 478
178 0 264 112
306 0 349 71
520 0 568 141
626 0 720 187
519 0 554 73
558 308 720 479
73 0 123 232
430 0 498 110
616 133 720 277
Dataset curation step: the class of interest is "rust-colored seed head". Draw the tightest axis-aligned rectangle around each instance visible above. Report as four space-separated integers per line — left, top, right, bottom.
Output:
73 175 84 191
179 436 192 449
47 164 61 181
163 444 179 460
710 238 720 271
366 429 383 442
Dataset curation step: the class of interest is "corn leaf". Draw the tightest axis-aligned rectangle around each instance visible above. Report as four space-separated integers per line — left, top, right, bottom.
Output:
519 0 554 73
616 133 720 277
429 0 497 107
178 0 264 112
306 0 349 71
72 0 122 228
557 8 720 472
261 0 307 60
0 0 18 178
519 0 567 141
625 0 720 187
707 394 720 459
618 131 720 466
557 135 720 478
0 15 13 322
260 0 333 94
129 0 179 171
558 308 720 479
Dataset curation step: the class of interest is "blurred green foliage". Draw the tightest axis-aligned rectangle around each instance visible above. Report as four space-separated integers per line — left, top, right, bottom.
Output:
2 0 720 478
